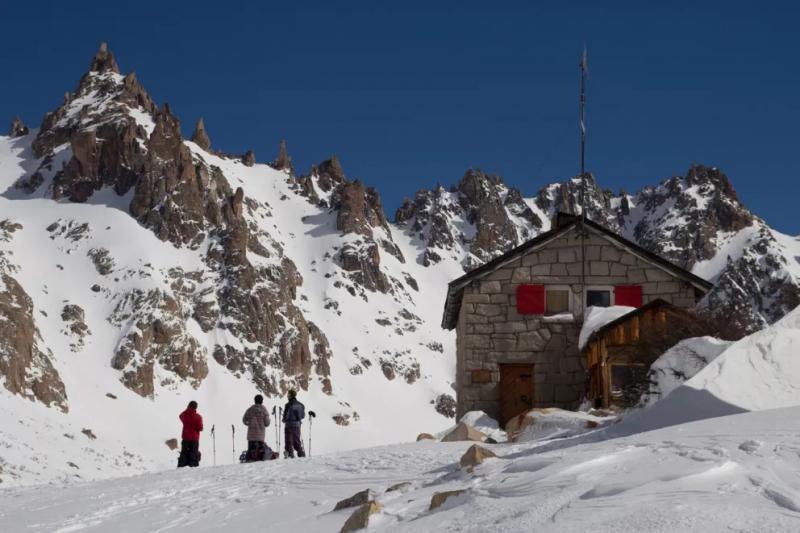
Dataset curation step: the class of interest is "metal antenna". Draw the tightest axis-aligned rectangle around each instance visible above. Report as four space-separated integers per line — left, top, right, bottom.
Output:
579 46 589 312
579 45 588 220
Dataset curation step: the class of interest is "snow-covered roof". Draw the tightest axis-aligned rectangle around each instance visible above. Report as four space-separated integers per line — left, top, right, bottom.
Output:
579 305 636 349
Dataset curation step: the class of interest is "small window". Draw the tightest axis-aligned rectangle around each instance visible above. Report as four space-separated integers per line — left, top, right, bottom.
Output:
545 288 570 315
587 289 611 307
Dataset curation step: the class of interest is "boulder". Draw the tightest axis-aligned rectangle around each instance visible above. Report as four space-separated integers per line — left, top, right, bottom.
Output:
504 408 608 442
440 422 486 443
416 433 436 442
386 481 412 493
339 501 381 533
459 444 496 468
429 489 468 510
334 489 376 511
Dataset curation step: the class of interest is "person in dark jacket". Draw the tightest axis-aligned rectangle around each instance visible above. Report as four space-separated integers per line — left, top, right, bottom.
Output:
178 401 203 467
282 390 306 458
242 394 271 461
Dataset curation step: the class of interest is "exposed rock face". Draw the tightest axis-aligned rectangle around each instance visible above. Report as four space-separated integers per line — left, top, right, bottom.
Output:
270 139 293 172
109 289 207 398
0 273 68 412
7 117 29 137
398 164 798 331
396 169 541 269
296 156 407 296
241 150 256 167
19 44 333 399
627 165 753 270
61 304 90 351
190 118 211 152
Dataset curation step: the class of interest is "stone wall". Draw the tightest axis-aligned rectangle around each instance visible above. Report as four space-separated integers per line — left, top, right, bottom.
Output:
455 226 702 420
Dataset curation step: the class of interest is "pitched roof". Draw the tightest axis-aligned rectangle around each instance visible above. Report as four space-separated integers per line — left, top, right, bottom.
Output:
580 298 690 350
441 214 713 329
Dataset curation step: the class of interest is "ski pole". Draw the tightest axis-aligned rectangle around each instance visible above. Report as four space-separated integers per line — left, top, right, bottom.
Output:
231 424 235 464
272 405 278 450
211 424 216 466
308 410 316 457
278 407 283 452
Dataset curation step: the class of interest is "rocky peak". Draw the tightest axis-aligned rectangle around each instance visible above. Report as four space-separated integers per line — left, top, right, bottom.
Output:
533 173 618 231
89 42 120 74
270 139 293 172
316 155 346 191
7 116 29 137
190 117 211 152
242 150 256 167
31 43 156 159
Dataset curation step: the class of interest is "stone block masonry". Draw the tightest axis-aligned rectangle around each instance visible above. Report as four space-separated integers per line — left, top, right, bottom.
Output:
454 227 705 421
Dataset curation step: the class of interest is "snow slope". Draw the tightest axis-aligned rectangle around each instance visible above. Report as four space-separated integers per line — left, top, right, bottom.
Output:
2 407 800 532
0 130 462 486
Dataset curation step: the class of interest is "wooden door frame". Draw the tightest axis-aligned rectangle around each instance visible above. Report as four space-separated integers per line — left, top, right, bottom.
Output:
498 363 535 426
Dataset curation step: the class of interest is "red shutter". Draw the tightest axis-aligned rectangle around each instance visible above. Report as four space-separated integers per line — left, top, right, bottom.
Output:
517 284 545 314
615 285 643 307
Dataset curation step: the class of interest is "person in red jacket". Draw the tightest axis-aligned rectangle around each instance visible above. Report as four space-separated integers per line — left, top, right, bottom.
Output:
178 401 204 467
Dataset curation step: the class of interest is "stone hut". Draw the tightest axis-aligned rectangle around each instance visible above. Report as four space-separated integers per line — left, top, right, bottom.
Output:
441 214 712 425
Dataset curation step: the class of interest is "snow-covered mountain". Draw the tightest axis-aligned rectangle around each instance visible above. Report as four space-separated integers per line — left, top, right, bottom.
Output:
1 43 798 486
396 165 800 330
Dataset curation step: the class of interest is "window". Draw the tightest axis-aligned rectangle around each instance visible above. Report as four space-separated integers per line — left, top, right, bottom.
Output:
586 289 611 307
545 288 570 315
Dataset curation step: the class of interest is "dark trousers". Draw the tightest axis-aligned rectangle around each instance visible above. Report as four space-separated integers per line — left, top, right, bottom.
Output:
178 439 200 467
284 426 305 458
247 440 266 461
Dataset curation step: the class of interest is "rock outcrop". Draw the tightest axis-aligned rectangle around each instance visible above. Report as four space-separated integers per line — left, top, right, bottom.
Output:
19 44 333 399
270 139 293 172
241 150 256 167
7 117 28 137
0 273 68 412
190 118 211 152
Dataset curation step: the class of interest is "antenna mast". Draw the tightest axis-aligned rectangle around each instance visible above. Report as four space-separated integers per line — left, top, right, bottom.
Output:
579 46 588 313
579 45 588 220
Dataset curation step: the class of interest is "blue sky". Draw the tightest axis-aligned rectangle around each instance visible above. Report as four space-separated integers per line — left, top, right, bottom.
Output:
1 1 798 234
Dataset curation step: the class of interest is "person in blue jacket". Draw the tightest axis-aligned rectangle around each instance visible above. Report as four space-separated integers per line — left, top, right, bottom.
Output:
282 390 306 458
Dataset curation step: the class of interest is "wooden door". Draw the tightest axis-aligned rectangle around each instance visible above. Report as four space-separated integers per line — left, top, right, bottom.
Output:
499 364 534 427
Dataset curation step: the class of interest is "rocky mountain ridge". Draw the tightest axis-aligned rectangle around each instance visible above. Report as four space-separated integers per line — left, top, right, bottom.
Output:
0 43 798 484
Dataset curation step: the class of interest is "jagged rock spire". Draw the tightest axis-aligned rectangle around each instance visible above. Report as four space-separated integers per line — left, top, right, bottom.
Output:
7 117 29 137
242 150 256 167
89 42 120 74
190 118 211 152
270 139 293 172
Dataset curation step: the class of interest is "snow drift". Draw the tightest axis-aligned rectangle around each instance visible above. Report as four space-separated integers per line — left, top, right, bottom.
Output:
623 305 800 432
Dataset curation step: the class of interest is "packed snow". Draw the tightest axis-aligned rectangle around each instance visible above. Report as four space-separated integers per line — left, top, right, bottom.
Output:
2 407 800 532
